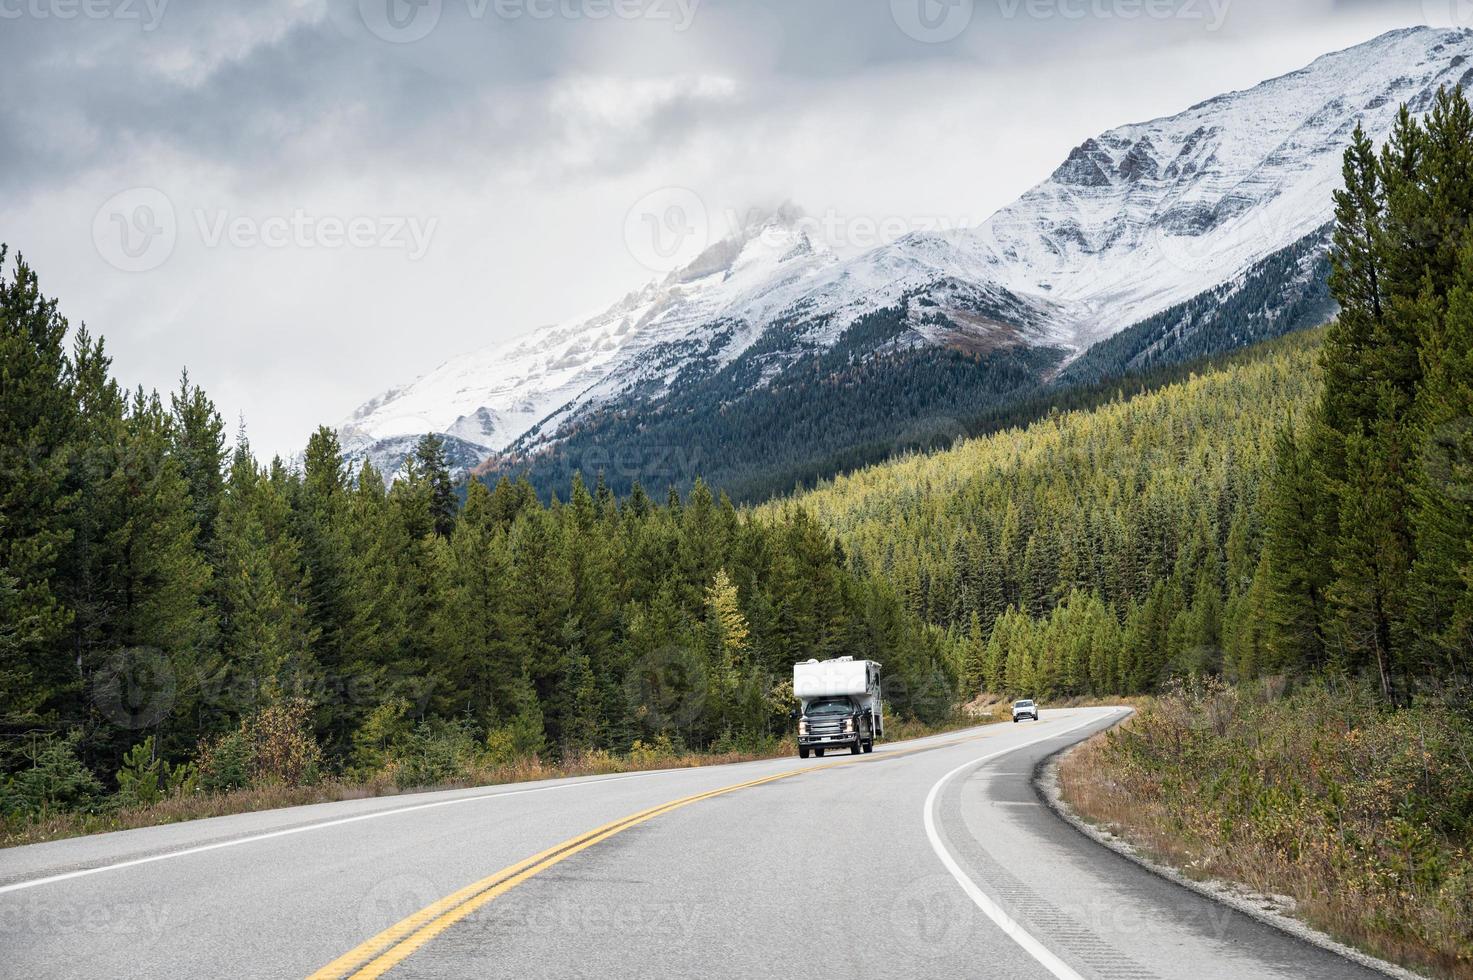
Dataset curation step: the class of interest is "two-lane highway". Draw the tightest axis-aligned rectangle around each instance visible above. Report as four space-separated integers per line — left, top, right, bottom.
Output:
0 709 1388 979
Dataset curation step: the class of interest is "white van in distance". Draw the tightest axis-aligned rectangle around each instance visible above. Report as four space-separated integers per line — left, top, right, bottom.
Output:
1012 699 1039 722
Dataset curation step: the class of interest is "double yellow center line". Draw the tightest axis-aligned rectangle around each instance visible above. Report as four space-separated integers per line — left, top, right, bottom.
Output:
309 732 987 979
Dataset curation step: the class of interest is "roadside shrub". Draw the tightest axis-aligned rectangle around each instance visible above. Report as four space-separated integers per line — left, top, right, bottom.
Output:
196 699 322 792
710 728 738 755
116 738 197 808
197 729 252 793
0 732 104 818
115 740 161 807
248 699 321 786
350 698 413 777
484 725 536 768
628 734 677 768
391 718 480 790
1060 679 1473 978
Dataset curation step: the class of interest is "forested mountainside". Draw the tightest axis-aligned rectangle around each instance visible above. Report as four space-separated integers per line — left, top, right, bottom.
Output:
500 223 1338 504
498 304 1069 504
1060 225 1336 385
786 88 1473 703
778 330 1320 696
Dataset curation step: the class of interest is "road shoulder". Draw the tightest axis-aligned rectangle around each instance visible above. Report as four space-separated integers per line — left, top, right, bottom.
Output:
1034 740 1427 980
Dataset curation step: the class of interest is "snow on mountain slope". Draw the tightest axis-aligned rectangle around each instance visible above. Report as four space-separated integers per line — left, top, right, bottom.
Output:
339 204 838 469
771 26 1473 355
341 26 1473 478
945 25 1473 349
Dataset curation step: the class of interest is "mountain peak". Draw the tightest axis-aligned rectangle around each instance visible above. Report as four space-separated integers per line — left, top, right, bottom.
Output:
666 201 823 286
340 28 1473 484
744 200 809 233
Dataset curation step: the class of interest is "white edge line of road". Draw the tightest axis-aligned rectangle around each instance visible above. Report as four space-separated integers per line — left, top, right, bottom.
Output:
0 719 990 897
923 707 1127 980
0 776 652 896
0 761 790 897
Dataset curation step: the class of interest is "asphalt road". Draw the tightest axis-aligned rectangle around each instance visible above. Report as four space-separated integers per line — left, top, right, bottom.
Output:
0 707 1391 979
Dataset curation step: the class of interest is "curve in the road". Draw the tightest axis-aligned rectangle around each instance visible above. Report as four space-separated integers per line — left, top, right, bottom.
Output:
4 708 1388 980
922 710 1122 980
311 722 1099 979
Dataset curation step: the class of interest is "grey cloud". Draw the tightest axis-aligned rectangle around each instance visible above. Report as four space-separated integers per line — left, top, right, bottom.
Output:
5 0 1430 195
0 0 1441 458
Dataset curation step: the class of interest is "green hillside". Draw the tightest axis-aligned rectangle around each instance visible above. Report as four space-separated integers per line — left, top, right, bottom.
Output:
774 332 1323 697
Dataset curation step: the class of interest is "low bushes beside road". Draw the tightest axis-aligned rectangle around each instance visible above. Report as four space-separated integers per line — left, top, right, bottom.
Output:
1058 680 1473 979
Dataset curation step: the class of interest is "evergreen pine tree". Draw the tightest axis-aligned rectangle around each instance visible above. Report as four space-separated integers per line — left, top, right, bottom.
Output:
0 250 76 733
1408 249 1473 675
168 371 227 552
214 439 318 715
413 433 457 538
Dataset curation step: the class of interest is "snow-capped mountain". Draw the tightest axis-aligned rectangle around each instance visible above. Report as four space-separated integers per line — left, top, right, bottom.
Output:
339 203 839 475
341 26 1473 484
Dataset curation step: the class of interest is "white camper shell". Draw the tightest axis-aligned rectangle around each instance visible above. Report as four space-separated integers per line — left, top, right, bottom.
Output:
793 657 881 704
792 657 883 756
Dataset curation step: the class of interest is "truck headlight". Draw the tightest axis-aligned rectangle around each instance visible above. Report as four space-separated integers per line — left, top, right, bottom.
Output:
843 718 854 733
798 720 809 735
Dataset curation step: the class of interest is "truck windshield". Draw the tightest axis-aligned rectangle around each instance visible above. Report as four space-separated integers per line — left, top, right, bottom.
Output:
805 699 853 716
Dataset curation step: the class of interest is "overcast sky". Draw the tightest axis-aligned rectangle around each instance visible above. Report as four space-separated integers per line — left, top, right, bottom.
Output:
0 0 1457 458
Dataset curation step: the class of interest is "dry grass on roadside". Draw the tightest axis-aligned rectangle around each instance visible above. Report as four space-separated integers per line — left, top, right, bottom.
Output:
0 743 786 849
1057 680 1473 980
2 712 995 850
